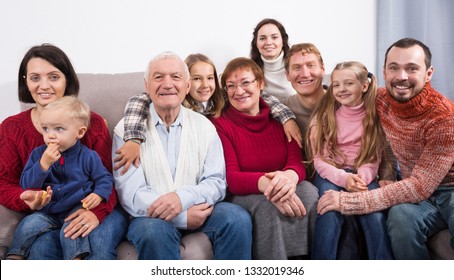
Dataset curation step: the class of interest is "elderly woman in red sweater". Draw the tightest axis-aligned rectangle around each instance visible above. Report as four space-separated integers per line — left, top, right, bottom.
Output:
0 44 127 259
211 57 318 259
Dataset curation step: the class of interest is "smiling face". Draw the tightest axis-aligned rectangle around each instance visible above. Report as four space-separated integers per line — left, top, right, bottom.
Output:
331 69 367 107
145 56 190 115
189 61 216 103
383 45 433 102
225 68 263 116
286 51 325 97
25 58 67 109
256 23 283 60
40 107 86 152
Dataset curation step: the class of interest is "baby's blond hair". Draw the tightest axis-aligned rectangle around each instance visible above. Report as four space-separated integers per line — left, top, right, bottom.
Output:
43 96 90 127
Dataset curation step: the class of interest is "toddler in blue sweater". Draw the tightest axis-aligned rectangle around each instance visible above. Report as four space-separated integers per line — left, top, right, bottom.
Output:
7 96 113 260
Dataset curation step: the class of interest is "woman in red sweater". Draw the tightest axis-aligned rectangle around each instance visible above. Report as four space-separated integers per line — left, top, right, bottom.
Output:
211 57 318 259
0 44 127 259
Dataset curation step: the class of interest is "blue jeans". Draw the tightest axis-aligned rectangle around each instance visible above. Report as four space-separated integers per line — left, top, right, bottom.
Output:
387 187 454 259
8 206 91 260
10 206 128 260
127 202 252 259
312 173 394 259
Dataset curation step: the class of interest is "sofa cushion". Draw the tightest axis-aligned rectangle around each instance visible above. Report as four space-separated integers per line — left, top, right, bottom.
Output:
116 232 213 260
180 232 214 260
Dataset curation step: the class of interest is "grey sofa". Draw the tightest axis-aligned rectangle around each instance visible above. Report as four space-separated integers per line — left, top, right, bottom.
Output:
1 72 452 260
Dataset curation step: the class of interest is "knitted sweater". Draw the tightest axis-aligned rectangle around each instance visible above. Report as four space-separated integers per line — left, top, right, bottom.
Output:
211 99 305 195
0 109 117 222
262 51 296 102
340 83 454 215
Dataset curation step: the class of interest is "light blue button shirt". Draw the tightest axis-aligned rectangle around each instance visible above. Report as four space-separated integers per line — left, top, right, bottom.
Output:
113 105 226 229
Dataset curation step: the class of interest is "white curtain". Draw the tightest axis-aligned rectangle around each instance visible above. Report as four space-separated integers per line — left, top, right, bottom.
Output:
377 0 454 101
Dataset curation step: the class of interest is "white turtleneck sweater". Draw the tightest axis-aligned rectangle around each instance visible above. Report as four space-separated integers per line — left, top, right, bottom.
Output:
261 51 296 102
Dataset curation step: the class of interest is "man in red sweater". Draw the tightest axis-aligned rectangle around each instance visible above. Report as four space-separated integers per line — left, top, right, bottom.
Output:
317 38 454 259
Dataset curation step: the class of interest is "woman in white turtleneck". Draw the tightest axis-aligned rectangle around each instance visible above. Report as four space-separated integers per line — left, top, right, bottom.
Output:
250 18 296 102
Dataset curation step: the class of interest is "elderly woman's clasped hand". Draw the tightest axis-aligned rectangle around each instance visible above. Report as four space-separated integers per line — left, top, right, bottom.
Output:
259 170 306 218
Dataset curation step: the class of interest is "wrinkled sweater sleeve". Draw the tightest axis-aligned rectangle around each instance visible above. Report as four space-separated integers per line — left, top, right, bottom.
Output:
314 154 349 188
82 113 117 223
0 117 33 212
88 150 114 202
340 116 454 215
19 146 49 190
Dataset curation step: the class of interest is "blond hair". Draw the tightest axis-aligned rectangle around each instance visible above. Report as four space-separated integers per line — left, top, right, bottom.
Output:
43 96 90 127
309 61 384 170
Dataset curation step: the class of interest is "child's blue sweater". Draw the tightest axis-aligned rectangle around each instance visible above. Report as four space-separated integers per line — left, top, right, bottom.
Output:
20 140 113 217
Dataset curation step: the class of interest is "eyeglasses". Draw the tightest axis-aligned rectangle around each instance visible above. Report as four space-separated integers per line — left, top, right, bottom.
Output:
224 79 257 93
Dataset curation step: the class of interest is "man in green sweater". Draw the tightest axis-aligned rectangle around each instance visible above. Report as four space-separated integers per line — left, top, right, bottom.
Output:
317 38 454 259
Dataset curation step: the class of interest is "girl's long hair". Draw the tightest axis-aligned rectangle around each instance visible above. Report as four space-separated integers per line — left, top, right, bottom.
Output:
183 53 225 118
309 61 384 170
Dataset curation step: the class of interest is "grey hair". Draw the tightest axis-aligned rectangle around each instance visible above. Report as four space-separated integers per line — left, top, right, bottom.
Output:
144 51 190 79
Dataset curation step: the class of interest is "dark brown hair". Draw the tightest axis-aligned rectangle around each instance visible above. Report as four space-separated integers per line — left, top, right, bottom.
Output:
18 43 79 103
250 18 290 69
384 38 432 69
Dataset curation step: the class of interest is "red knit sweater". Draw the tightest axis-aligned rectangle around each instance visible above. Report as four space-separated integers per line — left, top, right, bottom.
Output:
211 99 306 195
0 109 117 223
340 83 454 215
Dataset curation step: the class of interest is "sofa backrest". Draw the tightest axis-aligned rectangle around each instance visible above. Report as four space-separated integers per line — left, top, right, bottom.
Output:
21 72 146 136
77 72 145 135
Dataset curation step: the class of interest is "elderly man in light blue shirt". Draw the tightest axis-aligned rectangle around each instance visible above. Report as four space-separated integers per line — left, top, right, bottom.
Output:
112 51 252 260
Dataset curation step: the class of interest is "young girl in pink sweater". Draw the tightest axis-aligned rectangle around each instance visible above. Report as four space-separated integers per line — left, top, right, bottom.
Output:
309 61 393 259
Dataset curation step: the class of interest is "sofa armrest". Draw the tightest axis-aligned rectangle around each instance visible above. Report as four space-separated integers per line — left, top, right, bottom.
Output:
0 204 26 259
